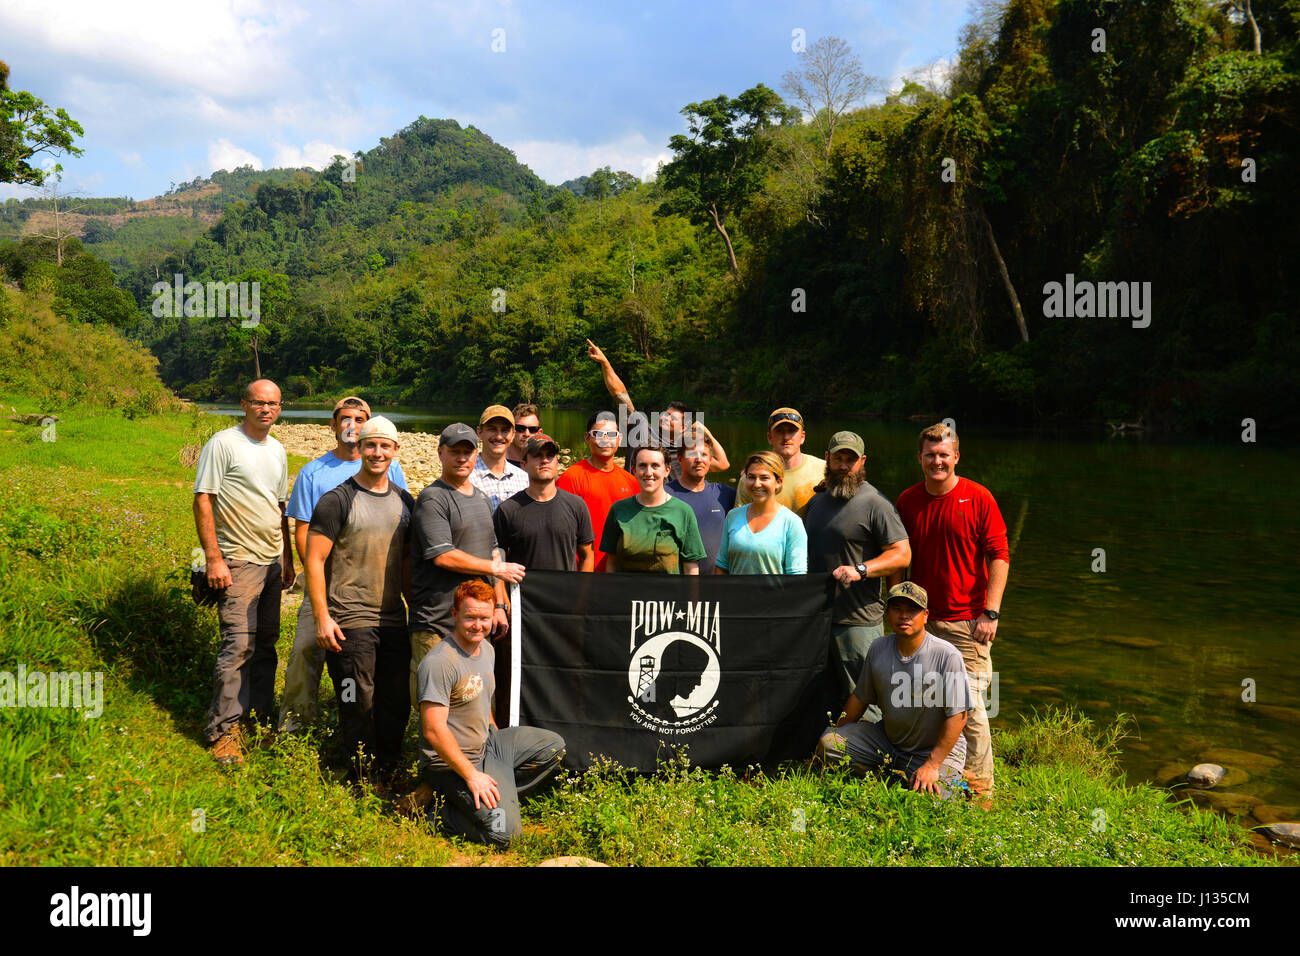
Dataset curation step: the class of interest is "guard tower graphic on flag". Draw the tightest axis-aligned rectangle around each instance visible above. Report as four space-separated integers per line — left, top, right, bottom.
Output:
635 654 655 702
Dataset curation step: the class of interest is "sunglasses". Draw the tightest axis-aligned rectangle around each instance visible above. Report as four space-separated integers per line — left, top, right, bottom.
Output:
245 400 282 410
588 429 620 440
516 424 542 434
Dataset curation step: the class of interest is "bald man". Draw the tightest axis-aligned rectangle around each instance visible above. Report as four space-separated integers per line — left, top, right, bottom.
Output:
194 378 295 766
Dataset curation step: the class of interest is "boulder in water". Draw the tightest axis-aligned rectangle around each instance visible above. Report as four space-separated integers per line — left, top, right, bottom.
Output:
1186 764 1226 788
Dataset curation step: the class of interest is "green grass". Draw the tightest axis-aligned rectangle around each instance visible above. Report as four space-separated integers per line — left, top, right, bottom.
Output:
0 399 1282 866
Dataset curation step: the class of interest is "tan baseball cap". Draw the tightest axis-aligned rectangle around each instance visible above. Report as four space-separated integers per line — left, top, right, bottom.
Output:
767 407 804 430
479 404 515 427
332 396 371 419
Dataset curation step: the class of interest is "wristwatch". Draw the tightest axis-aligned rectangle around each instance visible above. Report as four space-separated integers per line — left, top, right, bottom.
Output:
985 609 1001 621
495 603 508 611
854 563 868 577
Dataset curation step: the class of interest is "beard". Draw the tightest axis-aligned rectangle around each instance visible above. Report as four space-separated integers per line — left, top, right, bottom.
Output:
824 465 865 501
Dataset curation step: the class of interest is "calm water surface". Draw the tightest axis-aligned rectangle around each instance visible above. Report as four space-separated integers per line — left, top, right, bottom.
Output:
204 403 1300 812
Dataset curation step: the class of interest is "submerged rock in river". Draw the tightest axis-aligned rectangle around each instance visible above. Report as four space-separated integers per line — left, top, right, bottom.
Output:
1187 764 1226 788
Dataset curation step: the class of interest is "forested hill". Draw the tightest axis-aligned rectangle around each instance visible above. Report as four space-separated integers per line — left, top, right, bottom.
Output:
4 0 1298 434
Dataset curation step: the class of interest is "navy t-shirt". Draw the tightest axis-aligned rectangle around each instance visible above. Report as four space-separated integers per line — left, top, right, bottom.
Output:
665 479 736 575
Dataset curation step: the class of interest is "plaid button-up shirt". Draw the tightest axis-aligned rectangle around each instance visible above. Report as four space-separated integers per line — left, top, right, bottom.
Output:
470 457 530 512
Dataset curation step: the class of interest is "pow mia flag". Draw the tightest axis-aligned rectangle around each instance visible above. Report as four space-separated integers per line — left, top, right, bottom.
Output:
511 570 836 770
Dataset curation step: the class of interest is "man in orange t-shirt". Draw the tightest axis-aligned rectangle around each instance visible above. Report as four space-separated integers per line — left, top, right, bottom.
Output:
556 411 639 571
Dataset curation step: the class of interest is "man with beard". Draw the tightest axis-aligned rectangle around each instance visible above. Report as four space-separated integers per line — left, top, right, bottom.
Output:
802 431 911 700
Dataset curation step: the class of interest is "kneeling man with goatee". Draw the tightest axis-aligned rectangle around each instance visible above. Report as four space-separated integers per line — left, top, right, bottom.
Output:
817 582 973 798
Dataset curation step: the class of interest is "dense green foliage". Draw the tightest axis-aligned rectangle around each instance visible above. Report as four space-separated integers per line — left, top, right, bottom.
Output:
0 284 174 413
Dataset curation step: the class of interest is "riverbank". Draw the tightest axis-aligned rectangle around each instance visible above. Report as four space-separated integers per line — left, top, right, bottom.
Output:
0 399 1290 866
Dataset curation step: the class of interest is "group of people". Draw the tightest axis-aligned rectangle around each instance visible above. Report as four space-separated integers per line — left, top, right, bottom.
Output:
192 349 1010 845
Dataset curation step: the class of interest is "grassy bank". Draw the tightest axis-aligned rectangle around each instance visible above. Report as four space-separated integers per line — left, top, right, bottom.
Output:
0 400 1276 866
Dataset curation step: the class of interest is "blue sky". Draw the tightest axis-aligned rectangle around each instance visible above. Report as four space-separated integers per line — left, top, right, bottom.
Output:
1 0 971 201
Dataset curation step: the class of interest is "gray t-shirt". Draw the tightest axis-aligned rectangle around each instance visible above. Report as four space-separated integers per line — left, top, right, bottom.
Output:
410 479 497 635
417 636 495 772
804 480 909 626
193 425 289 565
308 478 415 629
854 631 974 756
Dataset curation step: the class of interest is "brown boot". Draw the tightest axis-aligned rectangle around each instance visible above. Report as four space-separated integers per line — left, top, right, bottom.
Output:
211 728 245 767
397 781 435 819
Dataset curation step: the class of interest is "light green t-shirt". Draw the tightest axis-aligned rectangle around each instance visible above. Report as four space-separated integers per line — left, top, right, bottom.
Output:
599 496 707 574
735 453 827 517
193 425 289 565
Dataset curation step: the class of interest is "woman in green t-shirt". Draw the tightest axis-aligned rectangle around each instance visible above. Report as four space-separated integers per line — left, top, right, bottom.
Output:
601 446 706 574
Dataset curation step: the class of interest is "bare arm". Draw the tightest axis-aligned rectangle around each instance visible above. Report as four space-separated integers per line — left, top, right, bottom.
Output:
421 702 500 809
193 493 231 588
831 538 912 585
294 518 310 567
683 561 699 576
305 530 345 652
586 339 634 411
973 557 1009 645
280 503 295 589
691 421 730 472
576 543 595 573
910 712 968 793
834 692 868 727
604 553 618 573
432 549 524 583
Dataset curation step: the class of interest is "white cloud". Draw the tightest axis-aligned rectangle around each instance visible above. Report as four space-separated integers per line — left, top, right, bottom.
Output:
208 139 263 174
118 151 143 169
508 132 671 185
270 140 354 170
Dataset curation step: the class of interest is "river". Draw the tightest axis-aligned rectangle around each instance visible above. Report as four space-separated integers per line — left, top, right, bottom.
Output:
203 402 1300 816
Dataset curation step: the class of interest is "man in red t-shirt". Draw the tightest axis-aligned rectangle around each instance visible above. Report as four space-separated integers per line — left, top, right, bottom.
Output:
556 411 639 571
895 423 1010 796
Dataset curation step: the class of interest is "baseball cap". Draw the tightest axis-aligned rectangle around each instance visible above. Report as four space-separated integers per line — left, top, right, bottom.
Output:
479 404 515 427
357 415 399 444
439 422 478 448
524 435 561 458
886 581 928 610
767 407 804 429
332 396 371 419
827 431 865 457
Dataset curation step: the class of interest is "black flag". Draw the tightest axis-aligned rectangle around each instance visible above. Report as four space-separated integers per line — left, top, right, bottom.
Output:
511 570 837 770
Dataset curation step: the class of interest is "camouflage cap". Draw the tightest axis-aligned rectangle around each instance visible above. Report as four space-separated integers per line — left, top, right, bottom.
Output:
886 581 928 610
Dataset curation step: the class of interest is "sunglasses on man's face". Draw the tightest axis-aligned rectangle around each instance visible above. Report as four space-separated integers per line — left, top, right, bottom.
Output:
588 429 620 440
516 425 542 434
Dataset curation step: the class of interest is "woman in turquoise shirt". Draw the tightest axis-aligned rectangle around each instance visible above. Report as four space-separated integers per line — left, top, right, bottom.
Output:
715 451 807 575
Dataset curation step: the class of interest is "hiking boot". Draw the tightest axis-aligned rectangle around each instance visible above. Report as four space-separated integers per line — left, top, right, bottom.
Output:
397 781 435 819
211 728 245 767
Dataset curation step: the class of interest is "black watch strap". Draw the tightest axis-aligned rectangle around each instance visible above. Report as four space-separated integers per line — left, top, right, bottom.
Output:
985 609 1000 621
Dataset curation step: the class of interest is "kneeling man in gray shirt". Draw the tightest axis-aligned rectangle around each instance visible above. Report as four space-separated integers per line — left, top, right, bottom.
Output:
818 581 974 798
416 579 564 846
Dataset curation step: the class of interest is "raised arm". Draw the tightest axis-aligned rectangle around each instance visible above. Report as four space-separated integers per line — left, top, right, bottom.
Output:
586 339 635 412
